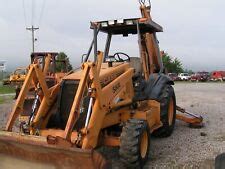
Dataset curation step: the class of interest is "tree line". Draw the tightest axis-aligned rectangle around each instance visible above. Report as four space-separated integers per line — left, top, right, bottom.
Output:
161 51 185 74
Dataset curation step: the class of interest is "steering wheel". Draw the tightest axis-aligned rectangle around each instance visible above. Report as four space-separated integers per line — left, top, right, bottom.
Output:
114 52 130 62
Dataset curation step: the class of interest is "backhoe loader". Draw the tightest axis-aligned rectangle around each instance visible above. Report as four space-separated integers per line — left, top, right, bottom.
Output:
0 1 203 169
20 52 70 121
8 67 28 85
4 52 69 100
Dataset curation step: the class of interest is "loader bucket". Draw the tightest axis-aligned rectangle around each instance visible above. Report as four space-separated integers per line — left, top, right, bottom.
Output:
0 131 110 169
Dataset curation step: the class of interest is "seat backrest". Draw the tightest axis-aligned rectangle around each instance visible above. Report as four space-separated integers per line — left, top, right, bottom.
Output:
129 57 143 77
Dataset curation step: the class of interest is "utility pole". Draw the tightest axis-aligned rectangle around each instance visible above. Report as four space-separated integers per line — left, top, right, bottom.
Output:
26 25 39 53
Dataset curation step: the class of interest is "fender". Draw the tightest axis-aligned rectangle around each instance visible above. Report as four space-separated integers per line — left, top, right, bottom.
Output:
133 74 174 102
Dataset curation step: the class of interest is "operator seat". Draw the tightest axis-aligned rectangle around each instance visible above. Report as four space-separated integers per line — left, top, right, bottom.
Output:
129 57 143 77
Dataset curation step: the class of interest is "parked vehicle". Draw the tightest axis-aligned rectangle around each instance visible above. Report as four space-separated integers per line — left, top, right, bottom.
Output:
178 73 190 81
210 71 225 82
2 67 28 86
2 78 10 85
9 67 28 84
191 72 210 82
168 73 181 81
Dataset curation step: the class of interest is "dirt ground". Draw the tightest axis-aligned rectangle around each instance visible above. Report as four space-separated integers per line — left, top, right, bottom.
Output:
0 82 225 169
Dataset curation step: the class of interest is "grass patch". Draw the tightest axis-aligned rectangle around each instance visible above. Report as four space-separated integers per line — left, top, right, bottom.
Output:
0 97 3 104
0 95 14 104
0 83 15 94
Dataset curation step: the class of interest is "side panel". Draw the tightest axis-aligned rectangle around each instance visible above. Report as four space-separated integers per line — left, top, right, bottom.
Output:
102 100 162 133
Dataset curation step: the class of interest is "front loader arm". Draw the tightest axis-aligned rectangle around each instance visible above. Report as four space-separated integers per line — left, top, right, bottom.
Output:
63 51 104 142
82 63 134 149
63 63 91 140
6 65 36 131
6 64 59 132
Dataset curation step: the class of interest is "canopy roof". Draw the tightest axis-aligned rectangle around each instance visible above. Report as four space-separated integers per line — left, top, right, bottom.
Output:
91 18 163 35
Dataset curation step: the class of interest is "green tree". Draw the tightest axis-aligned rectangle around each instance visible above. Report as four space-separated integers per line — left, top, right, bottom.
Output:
162 52 184 73
184 69 194 75
56 52 73 72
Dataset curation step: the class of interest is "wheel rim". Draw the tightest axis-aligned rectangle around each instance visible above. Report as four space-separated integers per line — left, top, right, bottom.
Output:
168 97 174 126
140 131 148 159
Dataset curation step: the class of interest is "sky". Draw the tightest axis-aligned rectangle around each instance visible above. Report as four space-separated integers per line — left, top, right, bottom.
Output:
0 0 224 72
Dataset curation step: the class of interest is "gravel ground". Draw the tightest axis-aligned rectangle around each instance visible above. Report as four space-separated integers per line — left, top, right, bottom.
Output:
0 96 14 130
0 83 225 168
146 82 225 168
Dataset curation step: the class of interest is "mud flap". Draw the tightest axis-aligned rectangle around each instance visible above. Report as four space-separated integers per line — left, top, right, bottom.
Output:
0 131 110 169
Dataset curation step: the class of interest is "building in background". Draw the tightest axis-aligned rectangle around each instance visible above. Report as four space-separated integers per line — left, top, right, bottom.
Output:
0 61 6 80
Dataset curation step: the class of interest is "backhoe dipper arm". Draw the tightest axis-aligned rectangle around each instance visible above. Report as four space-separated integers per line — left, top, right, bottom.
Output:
139 4 164 79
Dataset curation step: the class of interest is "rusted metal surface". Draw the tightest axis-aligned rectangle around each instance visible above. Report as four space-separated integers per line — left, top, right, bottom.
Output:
0 131 110 169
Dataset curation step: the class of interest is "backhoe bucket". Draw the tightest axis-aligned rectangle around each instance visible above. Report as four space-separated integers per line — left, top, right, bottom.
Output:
0 131 109 169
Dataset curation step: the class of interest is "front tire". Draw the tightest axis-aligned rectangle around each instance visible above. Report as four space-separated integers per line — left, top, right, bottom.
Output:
119 119 150 169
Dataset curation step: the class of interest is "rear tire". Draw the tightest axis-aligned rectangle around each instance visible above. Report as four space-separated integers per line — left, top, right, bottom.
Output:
119 119 150 169
153 85 176 137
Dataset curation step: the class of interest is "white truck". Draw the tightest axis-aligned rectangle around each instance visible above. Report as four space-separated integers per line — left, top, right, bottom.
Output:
178 73 190 81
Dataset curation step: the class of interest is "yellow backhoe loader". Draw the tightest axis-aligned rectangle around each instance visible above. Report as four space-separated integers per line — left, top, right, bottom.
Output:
20 52 70 121
0 1 203 169
2 67 28 86
3 52 69 99
9 67 28 84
